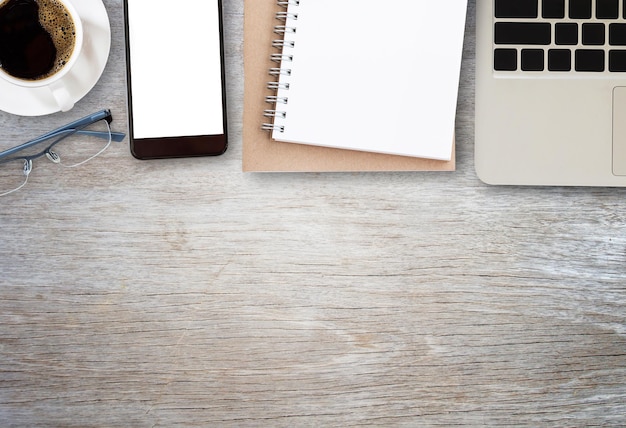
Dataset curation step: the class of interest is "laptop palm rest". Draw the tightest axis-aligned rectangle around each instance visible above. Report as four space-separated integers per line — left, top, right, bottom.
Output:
613 87 626 176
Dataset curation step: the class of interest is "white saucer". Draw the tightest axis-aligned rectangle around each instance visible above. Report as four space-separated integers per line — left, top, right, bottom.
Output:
0 0 111 116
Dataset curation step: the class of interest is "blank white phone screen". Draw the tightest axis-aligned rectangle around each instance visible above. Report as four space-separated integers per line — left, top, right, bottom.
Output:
126 0 224 139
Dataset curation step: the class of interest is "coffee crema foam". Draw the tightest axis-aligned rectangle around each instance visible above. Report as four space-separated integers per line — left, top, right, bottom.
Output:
0 0 76 80
36 0 76 80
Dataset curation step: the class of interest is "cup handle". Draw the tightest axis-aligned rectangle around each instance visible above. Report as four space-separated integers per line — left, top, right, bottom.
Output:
48 80 75 112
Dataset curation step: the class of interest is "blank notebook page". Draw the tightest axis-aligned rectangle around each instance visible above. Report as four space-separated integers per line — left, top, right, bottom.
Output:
270 0 468 160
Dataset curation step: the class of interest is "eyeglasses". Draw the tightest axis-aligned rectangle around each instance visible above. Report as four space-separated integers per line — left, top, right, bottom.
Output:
0 109 126 196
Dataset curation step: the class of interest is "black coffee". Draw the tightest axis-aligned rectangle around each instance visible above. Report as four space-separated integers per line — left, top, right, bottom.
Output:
0 0 76 80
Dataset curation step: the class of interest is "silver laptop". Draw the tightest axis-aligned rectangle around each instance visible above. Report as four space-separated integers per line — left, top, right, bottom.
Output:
476 0 626 186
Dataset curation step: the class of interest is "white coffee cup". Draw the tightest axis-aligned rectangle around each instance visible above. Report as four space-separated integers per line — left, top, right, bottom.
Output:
0 0 84 112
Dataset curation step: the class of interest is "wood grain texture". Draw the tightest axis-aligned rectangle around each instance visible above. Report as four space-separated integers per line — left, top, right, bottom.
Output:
1 1 626 426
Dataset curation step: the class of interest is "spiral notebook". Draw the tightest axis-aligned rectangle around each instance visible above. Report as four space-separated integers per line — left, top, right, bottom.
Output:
242 0 463 172
261 0 467 161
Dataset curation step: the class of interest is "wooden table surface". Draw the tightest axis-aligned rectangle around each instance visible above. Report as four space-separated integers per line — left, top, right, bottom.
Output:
1 1 626 426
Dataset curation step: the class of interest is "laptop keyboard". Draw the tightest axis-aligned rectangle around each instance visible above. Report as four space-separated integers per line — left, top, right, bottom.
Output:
494 0 626 72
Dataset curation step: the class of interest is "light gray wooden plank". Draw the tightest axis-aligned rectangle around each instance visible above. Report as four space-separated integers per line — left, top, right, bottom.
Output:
1 1 625 426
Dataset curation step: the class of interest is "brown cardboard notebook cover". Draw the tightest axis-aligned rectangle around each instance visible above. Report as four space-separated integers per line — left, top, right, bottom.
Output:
242 0 455 172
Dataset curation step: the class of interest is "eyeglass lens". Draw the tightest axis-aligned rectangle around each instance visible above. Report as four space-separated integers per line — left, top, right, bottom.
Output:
48 119 112 168
0 119 113 196
0 159 32 196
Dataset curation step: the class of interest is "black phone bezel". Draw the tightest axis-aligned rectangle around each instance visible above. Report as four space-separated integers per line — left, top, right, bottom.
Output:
122 0 228 160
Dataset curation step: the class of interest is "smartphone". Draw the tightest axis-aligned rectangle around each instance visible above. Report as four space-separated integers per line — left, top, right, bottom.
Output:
123 0 227 159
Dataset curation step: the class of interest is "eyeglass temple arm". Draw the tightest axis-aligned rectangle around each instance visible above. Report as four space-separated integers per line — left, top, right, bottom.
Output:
39 109 114 140
0 109 125 160
76 130 126 142
43 109 125 142
0 129 125 160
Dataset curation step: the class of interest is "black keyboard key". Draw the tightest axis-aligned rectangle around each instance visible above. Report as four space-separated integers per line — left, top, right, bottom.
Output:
575 50 605 71
543 0 565 18
495 0 538 18
609 50 626 71
597 0 619 19
610 23 626 45
521 49 544 71
495 22 551 45
570 0 592 18
494 48 518 71
548 49 572 71
555 23 578 45
582 23 606 45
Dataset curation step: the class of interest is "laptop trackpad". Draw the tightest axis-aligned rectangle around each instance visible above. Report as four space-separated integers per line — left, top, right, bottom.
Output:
613 87 626 176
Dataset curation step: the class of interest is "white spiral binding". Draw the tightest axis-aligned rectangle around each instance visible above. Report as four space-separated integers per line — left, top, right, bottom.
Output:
267 82 290 90
262 0 299 133
272 40 295 49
